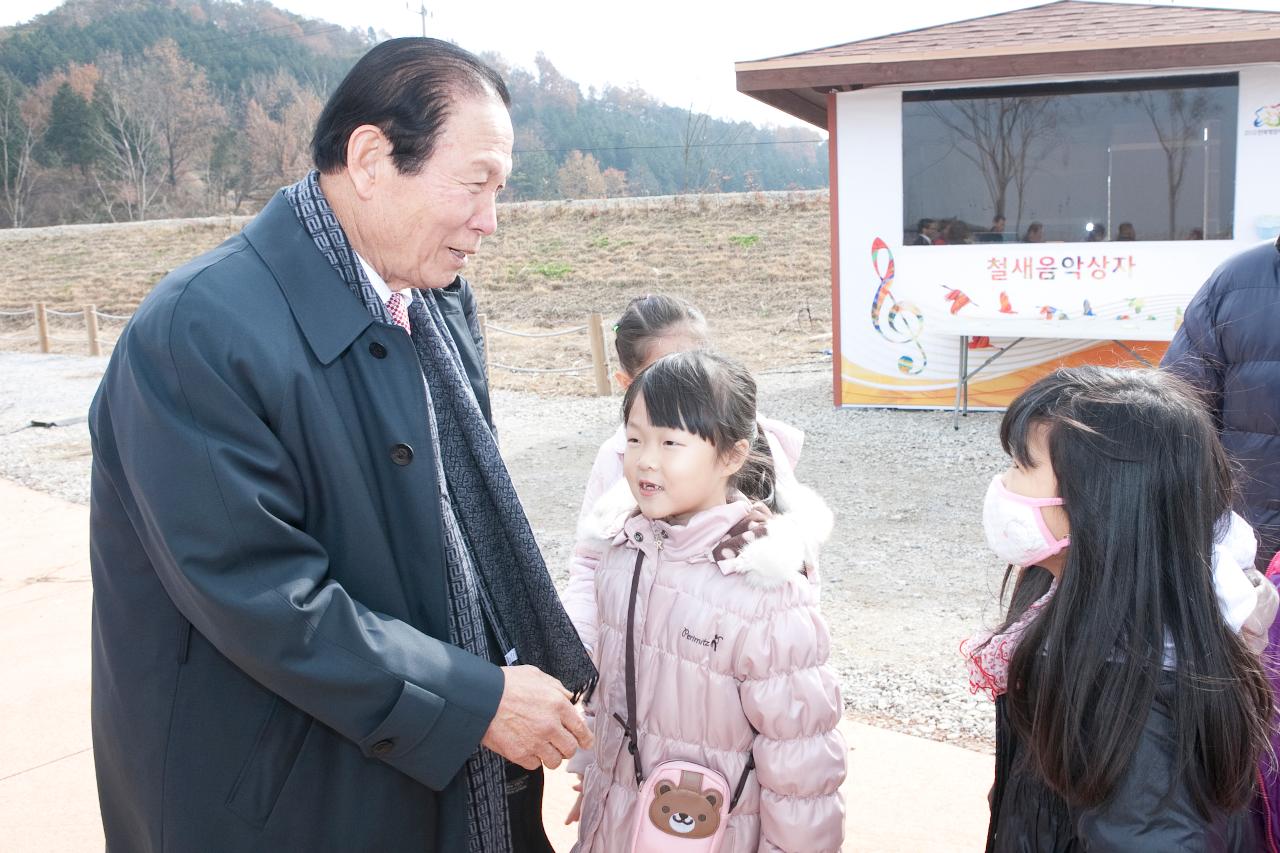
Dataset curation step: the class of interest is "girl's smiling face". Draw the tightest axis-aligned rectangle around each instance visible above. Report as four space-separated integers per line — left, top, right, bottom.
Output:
623 394 744 524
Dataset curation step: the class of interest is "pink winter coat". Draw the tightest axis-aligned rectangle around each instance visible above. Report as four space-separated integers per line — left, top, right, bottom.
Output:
562 416 804 655
573 480 846 853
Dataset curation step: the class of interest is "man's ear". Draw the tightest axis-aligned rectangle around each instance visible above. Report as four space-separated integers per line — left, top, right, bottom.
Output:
615 370 632 390
345 124 391 200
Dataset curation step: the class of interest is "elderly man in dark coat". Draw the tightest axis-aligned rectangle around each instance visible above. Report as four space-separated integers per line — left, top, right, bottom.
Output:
1163 236 1280 571
88 39 595 852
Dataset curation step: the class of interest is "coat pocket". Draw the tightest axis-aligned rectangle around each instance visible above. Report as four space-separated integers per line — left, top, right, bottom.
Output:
224 694 313 828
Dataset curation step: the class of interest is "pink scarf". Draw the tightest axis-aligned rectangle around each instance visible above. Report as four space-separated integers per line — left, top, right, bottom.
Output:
961 581 1057 700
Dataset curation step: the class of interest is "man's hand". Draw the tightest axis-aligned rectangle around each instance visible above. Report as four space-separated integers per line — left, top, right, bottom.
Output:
480 666 592 770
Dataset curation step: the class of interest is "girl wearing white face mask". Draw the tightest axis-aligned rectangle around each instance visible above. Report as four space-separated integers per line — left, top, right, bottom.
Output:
963 366 1275 853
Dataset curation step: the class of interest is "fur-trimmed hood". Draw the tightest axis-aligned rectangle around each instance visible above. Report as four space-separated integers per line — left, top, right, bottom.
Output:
579 475 833 589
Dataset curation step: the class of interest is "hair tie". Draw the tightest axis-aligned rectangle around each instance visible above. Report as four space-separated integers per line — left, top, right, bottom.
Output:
612 323 620 332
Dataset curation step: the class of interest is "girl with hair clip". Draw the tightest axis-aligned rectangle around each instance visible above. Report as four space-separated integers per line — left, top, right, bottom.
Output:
964 366 1276 852
560 294 804 656
568 351 845 853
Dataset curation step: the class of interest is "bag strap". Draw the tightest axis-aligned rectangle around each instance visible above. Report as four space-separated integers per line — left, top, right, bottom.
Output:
616 544 756 810
613 548 646 786
729 754 755 812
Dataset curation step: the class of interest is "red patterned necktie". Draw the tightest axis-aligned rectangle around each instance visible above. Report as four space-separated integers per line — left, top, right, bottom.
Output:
386 291 411 334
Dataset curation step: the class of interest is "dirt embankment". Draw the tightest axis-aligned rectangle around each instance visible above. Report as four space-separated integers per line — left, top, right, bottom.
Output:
0 191 833 395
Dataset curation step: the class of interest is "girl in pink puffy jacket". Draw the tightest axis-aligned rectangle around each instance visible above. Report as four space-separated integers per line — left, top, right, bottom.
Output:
561 294 805 655
568 350 846 853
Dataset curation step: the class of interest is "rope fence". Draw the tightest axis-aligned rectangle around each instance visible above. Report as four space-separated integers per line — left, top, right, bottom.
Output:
0 303 618 395
479 311 613 396
0 302 831 393
0 303 128 357
490 362 595 375
483 322 587 339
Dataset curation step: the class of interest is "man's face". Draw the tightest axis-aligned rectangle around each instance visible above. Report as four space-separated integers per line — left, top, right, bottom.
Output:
363 93 513 290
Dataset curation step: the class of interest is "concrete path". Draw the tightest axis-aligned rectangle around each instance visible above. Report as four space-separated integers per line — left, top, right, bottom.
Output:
0 477 993 851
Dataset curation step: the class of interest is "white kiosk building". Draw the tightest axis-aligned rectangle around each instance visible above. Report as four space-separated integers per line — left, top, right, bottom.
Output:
737 1 1280 409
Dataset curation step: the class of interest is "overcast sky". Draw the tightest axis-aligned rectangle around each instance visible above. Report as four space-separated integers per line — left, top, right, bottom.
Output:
5 0 1280 129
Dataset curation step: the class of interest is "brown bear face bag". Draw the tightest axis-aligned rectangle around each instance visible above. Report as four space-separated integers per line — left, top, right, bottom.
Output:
647 770 723 839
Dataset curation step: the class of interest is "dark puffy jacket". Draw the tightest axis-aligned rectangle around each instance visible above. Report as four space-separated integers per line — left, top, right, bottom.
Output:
986 687 1257 852
1163 238 1280 571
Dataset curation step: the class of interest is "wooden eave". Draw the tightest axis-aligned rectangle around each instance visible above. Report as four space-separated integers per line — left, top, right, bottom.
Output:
737 30 1280 129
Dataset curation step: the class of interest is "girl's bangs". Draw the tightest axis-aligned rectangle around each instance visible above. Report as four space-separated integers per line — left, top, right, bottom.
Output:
623 360 718 445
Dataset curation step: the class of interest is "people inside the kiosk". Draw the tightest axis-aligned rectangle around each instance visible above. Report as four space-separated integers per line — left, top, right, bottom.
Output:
934 218 971 245
1023 222 1044 243
913 218 938 245
976 215 1007 244
1085 220 1107 242
1117 222 1137 241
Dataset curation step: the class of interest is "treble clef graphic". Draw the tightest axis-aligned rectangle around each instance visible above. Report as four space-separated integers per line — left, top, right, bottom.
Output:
868 237 927 374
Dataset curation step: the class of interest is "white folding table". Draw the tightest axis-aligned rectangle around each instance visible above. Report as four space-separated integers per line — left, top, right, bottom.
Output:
935 317 1177 429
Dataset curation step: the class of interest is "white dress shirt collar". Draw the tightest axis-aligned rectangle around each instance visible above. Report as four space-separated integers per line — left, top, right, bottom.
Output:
355 252 406 308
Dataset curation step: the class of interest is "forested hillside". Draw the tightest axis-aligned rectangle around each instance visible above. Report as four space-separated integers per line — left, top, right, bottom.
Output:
0 0 826 227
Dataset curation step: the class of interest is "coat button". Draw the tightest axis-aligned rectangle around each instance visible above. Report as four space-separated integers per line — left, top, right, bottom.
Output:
634 532 644 542
371 738 395 756
390 444 414 465
369 342 387 359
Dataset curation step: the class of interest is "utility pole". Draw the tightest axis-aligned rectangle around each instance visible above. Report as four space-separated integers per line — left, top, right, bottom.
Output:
408 3 429 37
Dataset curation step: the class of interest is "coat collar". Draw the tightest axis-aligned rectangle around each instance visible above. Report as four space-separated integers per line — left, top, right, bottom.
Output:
619 498 754 563
243 190 374 365
582 476 835 589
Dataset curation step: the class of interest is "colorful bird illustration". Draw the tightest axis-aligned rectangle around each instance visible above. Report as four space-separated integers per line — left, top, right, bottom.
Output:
999 292 1017 314
1082 299 1095 316
941 287 977 315
1126 297 1144 314
1038 305 1057 320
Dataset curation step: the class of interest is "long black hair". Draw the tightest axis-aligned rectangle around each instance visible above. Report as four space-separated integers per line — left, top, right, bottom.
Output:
621 350 776 510
996 366 1271 814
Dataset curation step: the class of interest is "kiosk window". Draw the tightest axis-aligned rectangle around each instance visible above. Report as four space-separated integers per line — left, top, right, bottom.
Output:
903 75 1237 245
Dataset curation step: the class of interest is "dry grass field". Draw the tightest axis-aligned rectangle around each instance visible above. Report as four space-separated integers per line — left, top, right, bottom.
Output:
0 191 833 394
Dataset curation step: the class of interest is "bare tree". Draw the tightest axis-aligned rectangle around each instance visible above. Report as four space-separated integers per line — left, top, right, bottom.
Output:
232 72 324 210
142 39 227 192
0 73 39 228
1133 89 1210 240
926 96 1058 231
556 150 606 199
680 106 747 194
93 54 165 221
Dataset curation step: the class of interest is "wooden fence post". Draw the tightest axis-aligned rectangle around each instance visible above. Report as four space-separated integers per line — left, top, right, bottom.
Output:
85 305 101 356
588 312 611 397
35 302 49 353
477 312 490 375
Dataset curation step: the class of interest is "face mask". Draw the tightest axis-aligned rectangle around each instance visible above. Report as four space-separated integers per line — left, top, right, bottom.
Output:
982 475 1071 566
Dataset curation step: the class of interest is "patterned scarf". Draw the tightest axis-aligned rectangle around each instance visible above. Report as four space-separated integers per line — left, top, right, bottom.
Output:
285 172 596 851
960 581 1057 700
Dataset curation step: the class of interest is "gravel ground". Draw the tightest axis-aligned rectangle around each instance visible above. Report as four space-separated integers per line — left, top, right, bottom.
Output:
0 351 1009 751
